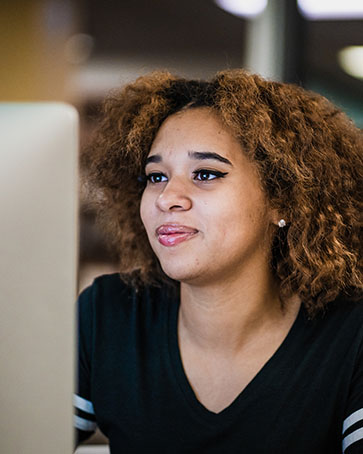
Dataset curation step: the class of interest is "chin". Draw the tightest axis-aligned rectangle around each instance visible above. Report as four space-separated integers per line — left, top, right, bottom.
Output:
159 260 202 283
160 262 216 287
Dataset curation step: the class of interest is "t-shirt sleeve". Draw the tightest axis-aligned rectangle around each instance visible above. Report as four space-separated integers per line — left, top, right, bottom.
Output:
74 284 98 446
342 334 363 453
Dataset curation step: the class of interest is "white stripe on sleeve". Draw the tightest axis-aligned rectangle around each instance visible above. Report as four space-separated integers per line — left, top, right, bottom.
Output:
73 394 95 415
74 415 97 432
343 427 363 453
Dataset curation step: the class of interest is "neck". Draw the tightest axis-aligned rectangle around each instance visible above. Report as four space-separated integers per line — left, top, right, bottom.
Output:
179 263 300 355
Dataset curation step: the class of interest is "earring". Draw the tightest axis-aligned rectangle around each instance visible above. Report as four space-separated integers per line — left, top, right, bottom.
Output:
278 219 286 228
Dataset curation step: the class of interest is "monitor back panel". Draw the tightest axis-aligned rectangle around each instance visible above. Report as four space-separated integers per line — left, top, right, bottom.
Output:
0 103 78 454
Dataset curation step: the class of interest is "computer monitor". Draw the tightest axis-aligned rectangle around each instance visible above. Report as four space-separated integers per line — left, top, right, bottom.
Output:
0 103 78 454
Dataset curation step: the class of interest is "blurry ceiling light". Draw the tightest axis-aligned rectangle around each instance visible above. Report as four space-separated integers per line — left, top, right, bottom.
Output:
338 46 363 79
298 0 363 20
214 0 268 18
64 33 94 65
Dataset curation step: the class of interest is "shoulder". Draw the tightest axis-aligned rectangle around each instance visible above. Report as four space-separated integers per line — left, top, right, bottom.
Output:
324 295 363 326
77 273 128 319
77 273 139 310
77 273 176 323
306 295 363 354
306 293 363 326
79 273 132 299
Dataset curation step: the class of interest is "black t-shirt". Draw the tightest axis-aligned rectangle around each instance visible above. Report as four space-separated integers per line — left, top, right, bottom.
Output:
74 274 363 453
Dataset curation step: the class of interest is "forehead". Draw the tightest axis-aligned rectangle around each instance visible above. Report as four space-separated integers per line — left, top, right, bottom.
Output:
149 107 243 161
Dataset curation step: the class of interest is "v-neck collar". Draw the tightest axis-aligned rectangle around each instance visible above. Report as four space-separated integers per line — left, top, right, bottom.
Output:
167 294 305 426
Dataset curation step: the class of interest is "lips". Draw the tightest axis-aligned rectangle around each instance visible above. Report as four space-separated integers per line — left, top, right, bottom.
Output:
156 224 198 247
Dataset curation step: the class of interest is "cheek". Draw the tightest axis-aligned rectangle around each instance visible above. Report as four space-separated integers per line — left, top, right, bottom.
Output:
139 192 151 232
209 192 267 241
199 202 234 245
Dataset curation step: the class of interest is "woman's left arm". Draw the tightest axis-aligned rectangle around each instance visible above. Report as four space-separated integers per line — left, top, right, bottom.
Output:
342 336 363 453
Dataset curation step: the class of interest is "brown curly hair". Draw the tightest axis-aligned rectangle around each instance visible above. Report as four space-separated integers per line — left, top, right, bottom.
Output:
82 69 363 317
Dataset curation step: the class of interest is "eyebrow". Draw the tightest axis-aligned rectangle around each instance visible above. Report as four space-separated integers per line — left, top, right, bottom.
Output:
145 151 233 166
145 155 162 165
188 151 233 166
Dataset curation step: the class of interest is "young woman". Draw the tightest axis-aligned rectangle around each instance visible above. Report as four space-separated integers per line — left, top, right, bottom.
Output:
74 70 362 453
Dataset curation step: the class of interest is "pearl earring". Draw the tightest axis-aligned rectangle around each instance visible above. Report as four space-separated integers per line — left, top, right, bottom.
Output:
278 219 286 228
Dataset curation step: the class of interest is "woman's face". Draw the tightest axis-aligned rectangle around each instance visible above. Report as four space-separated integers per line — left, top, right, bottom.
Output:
140 108 277 286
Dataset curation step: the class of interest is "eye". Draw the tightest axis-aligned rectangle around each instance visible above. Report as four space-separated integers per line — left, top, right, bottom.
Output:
193 169 228 181
146 172 168 184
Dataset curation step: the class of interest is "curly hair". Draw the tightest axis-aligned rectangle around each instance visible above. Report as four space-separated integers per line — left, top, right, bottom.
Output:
82 69 363 317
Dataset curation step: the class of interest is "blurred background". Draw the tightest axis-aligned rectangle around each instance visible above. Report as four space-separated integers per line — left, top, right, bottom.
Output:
1 0 362 449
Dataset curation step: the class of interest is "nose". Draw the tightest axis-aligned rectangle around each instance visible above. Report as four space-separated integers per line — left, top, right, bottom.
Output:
156 177 192 212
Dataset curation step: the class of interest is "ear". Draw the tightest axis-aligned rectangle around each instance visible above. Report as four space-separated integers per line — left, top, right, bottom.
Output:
269 208 281 227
